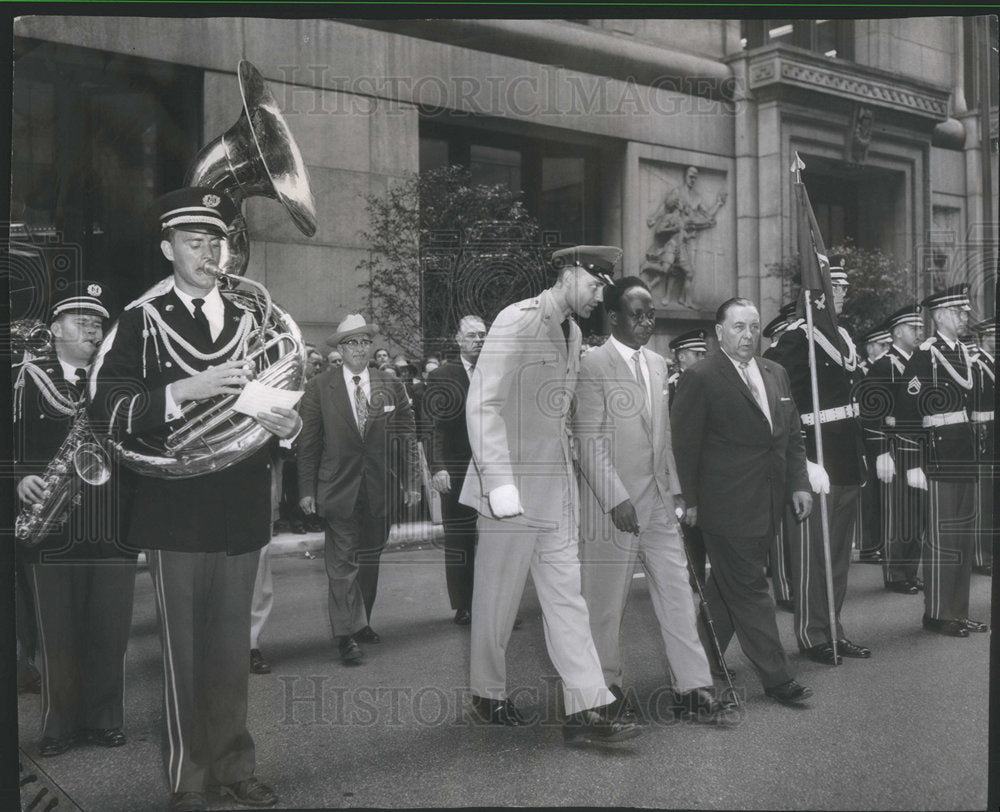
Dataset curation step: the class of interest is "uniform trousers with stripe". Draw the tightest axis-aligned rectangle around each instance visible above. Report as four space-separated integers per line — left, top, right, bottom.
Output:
146 548 258 794
857 463 883 555
700 530 795 689
28 561 136 741
581 484 712 694
973 424 995 569
250 544 274 650
924 479 975 621
470 479 615 716
792 484 859 650
768 511 795 603
880 460 924 585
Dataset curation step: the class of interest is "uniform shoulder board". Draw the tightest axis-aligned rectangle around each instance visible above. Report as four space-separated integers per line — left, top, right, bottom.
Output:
518 297 540 310
919 336 937 351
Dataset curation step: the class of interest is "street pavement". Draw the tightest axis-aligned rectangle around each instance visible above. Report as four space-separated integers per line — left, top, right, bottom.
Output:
17 527 993 811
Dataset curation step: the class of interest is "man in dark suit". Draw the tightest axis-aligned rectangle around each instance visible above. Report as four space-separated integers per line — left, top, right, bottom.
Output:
671 297 814 707
424 315 486 625
91 188 299 812
14 281 136 758
298 314 420 664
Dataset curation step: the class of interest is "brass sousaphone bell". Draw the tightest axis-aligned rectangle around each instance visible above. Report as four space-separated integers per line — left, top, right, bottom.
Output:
109 60 317 479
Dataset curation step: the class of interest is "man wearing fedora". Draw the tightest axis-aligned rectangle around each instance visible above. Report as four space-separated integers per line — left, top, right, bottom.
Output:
460 245 642 744
90 187 299 811
298 314 420 665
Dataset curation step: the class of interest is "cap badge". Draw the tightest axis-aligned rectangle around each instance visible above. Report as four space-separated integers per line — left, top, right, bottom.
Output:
87 283 102 297
203 193 221 208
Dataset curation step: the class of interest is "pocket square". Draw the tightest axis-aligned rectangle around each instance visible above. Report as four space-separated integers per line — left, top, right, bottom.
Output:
780 397 791 402
383 404 395 413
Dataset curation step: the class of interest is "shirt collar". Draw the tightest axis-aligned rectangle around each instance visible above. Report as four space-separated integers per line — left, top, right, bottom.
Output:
173 282 223 312
343 364 370 386
720 348 757 372
57 358 86 383
607 334 643 365
891 343 912 360
936 332 958 351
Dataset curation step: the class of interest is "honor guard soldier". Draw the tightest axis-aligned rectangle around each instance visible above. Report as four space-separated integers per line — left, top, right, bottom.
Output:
894 285 987 637
763 301 805 609
768 256 871 665
90 188 299 811
967 318 995 576
859 325 892 375
13 282 137 758
858 307 925 593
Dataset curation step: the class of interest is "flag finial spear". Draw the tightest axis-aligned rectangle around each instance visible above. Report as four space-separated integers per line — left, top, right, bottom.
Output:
791 151 806 183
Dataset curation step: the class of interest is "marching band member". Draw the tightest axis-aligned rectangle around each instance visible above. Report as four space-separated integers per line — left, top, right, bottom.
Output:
967 318 995 576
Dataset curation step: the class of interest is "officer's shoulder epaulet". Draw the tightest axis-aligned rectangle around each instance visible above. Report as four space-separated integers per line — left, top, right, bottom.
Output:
919 336 937 351
517 297 540 311
787 318 805 331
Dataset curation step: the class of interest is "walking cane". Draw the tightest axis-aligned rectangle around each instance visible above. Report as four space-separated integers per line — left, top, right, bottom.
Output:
677 510 741 709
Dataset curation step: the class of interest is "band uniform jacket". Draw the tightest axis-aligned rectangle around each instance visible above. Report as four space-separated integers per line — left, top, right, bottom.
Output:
969 347 995 463
89 286 273 555
574 341 680 529
767 321 865 486
671 350 811 538
297 366 420 520
14 358 133 563
894 334 976 479
857 345 910 460
424 361 474 489
459 289 582 528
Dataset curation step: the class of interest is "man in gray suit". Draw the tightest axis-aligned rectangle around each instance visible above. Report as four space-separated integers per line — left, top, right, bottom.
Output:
575 277 729 723
460 246 641 744
671 298 814 707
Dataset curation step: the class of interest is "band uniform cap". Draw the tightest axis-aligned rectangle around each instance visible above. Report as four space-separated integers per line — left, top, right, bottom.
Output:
860 326 892 345
885 304 923 330
50 280 110 321
779 301 798 319
550 245 622 286
156 187 238 238
669 328 708 352
968 317 996 336
921 283 971 311
763 314 790 339
326 314 378 347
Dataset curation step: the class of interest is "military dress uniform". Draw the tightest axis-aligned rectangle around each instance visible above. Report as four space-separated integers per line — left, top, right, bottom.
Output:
894 285 986 637
769 290 869 660
967 321 995 574
14 283 136 755
857 309 924 592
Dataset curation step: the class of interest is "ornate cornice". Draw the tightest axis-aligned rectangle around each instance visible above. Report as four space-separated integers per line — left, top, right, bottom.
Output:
745 45 950 122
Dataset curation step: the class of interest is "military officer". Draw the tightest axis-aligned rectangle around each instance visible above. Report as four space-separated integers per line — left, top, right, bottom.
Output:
967 318 995 576
894 285 987 637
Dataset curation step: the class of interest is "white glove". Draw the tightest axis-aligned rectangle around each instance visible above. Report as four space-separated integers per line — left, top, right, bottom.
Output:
488 484 524 518
875 452 896 484
807 461 830 495
906 467 928 491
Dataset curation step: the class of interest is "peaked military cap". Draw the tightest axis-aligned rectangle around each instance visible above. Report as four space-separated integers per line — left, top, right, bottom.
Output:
669 329 708 353
884 304 923 330
550 245 621 286
50 280 110 321
860 325 892 345
156 187 238 238
827 254 848 286
921 283 971 311
968 317 996 336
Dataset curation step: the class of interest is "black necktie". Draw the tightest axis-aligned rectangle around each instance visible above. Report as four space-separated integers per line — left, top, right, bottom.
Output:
74 367 88 394
560 318 571 347
191 298 212 341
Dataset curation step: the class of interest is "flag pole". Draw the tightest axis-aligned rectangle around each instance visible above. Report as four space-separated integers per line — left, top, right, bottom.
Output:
803 288 840 665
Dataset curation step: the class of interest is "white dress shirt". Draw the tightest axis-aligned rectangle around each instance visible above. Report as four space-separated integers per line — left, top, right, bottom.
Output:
173 284 225 342
722 350 772 430
607 334 652 412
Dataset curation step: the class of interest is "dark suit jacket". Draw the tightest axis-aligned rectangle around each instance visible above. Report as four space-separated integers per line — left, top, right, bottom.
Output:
424 361 472 492
89 286 273 555
671 350 810 538
297 366 419 520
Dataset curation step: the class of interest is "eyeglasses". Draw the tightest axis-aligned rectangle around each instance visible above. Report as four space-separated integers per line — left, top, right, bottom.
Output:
342 338 373 348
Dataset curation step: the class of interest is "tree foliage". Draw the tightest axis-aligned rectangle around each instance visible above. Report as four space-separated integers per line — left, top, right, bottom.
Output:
358 165 548 359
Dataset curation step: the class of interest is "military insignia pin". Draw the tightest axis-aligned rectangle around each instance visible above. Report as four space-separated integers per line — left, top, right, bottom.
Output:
87 283 102 296
203 193 221 208
906 377 921 395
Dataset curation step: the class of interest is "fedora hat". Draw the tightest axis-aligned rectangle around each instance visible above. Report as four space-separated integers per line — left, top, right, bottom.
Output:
326 314 378 347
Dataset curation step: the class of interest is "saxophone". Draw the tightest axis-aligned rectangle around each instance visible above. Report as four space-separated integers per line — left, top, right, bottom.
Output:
14 409 112 547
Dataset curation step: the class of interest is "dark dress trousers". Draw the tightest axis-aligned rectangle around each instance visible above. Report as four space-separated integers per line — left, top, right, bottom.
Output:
297 367 419 637
14 359 136 743
424 361 478 613
671 350 810 689
90 286 273 794
969 349 994 569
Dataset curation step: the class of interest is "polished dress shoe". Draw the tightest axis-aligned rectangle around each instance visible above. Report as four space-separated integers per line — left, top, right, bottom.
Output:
885 580 918 595
454 608 471 626
922 615 969 637
290 520 307 535
960 617 988 633
858 550 882 564
38 736 74 757
608 684 639 724
168 791 208 811
78 727 127 747
337 636 364 664
250 648 272 674
803 643 842 665
208 777 277 808
672 687 735 724
563 705 643 744
764 679 812 706
775 598 794 613
469 695 527 726
910 578 924 591
355 626 381 644
836 639 871 658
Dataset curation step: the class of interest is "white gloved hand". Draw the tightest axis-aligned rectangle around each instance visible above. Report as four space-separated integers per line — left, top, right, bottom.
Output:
906 467 929 491
488 484 524 518
875 452 896 484
807 460 831 495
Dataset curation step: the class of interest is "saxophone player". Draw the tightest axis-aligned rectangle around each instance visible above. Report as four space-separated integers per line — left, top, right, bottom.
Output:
89 188 299 812
13 281 137 758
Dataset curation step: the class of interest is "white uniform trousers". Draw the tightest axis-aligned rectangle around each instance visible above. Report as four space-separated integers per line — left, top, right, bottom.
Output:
580 483 712 693
470 479 614 716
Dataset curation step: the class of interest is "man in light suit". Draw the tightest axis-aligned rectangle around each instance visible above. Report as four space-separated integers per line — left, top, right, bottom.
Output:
575 278 729 723
460 245 641 744
671 298 814 707
298 314 421 665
